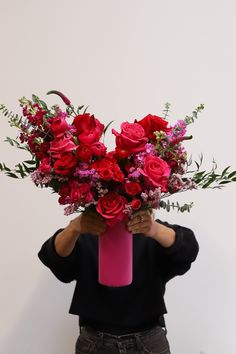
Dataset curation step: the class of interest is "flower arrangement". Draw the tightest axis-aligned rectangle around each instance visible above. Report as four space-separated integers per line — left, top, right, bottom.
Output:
1 91 235 225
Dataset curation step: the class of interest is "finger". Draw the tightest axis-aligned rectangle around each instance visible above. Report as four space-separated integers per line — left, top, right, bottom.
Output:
128 214 148 227
128 221 150 234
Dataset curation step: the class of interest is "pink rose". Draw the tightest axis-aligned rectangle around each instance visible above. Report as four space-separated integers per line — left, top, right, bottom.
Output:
112 122 147 154
49 137 76 158
96 192 127 225
140 155 171 192
50 112 69 138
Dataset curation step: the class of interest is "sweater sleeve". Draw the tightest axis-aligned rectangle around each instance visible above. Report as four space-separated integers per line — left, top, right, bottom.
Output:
155 219 199 283
38 229 79 283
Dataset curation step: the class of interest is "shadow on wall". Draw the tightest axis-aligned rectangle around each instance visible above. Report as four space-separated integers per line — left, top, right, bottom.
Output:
1 276 78 354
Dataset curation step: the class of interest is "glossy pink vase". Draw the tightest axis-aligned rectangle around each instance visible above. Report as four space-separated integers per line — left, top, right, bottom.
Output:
98 220 133 287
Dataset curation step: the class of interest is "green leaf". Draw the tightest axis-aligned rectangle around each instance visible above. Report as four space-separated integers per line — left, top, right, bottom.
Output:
221 166 230 177
228 171 236 179
83 105 89 114
22 163 31 173
39 100 48 110
232 177 236 182
3 163 11 171
16 163 26 178
6 172 19 178
23 160 37 165
103 120 114 135
202 178 216 188
219 180 232 185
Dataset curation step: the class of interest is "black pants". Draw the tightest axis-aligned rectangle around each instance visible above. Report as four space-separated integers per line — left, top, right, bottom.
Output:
75 325 171 354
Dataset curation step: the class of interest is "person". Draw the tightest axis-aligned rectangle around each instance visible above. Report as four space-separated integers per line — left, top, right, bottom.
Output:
38 208 199 354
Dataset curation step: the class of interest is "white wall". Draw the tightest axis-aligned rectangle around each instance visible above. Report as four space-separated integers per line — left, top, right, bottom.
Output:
0 1 235 353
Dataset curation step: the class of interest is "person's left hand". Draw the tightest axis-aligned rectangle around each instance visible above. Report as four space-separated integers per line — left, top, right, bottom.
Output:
126 209 158 237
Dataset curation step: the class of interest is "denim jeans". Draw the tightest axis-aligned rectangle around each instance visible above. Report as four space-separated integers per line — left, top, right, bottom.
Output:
75 325 171 354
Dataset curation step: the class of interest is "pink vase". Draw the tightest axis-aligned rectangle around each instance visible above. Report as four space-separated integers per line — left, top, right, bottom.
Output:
98 220 133 287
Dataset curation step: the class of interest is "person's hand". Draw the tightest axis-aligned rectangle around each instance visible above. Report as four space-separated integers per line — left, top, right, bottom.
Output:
69 209 107 236
127 209 158 237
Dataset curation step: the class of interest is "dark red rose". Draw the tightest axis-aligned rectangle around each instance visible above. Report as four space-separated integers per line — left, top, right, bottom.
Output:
125 182 142 196
136 114 170 140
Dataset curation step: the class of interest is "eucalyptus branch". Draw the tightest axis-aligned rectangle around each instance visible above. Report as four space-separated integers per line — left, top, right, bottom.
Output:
0 104 24 128
162 102 171 120
159 199 194 213
184 104 205 125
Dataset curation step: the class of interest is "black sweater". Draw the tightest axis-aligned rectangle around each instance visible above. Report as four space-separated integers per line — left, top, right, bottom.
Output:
38 219 199 334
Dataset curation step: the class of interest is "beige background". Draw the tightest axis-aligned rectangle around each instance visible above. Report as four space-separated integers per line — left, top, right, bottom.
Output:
0 1 235 353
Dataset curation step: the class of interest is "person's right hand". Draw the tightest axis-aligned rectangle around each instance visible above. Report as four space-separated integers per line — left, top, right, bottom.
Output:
69 209 107 236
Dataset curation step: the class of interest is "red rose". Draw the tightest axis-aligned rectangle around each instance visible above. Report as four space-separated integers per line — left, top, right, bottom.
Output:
99 168 114 181
96 192 127 224
115 147 130 159
136 114 170 140
112 122 147 154
50 113 69 138
49 137 76 158
76 144 92 162
91 158 114 172
125 181 142 196
140 155 171 192
113 165 125 182
131 199 141 210
73 113 104 144
54 152 77 175
91 142 107 157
